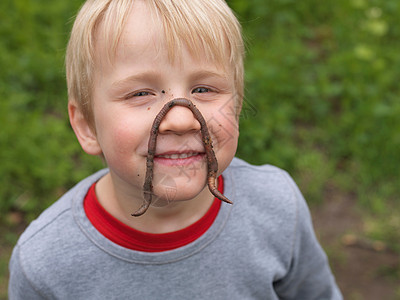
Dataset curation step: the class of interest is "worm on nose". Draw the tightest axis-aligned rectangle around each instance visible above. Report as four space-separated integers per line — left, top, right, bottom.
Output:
131 98 233 217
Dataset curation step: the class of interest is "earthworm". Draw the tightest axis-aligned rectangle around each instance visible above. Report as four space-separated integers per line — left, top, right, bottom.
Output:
131 98 233 217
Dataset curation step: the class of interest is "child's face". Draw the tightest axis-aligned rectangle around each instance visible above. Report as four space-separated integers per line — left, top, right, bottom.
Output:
89 1 238 206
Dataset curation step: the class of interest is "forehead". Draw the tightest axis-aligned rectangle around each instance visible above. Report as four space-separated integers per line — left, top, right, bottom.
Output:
117 1 165 61
94 0 231 71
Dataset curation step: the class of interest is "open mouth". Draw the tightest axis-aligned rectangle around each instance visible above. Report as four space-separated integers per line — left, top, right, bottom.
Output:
154 152 205 166
156 152 202 159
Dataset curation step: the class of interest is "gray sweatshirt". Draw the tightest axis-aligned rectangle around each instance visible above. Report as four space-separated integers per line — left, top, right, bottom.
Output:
9 157 342 299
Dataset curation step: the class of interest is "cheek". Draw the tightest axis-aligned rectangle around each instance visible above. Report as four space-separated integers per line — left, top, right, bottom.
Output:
217 122 238 149
213 126 238 175
96 114 142 156
206 104 239 152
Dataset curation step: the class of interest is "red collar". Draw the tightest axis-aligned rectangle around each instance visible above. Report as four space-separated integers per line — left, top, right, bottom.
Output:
84 176 223 252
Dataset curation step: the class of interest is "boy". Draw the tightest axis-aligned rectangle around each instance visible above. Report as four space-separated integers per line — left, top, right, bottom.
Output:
9 0 342 299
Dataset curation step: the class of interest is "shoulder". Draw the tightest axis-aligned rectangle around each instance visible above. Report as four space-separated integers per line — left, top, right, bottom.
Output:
226 157 302 208
224 157 311 261
17 169 108 247
227 156 294 183
9 169 108 295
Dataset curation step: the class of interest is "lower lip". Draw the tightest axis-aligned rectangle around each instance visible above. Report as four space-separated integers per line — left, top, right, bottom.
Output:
153 153 206 166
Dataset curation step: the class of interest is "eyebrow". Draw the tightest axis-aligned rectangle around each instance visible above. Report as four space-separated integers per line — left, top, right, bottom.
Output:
111 71 161 90
189 70 228 82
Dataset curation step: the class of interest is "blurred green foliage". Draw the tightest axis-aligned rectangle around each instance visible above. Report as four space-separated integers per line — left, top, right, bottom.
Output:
0 0 399 248
0 0 104 220
230 0 400 247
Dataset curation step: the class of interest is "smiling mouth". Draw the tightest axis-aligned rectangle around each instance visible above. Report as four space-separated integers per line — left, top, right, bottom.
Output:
156 152 202 159
154 152 206 166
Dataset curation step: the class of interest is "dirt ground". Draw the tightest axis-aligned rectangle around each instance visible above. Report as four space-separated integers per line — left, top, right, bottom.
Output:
311 188 400 299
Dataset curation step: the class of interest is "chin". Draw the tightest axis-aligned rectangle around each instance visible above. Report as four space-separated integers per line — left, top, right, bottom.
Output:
151 183 205 206
152 170 206 197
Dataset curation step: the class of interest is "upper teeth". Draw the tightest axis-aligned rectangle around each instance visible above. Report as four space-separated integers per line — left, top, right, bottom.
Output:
158 152 198 159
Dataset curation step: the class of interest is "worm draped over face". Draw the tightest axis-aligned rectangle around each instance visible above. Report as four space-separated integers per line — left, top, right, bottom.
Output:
131 98 233 217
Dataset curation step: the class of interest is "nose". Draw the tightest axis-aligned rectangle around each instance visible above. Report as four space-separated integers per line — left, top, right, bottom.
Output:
158 104 201 135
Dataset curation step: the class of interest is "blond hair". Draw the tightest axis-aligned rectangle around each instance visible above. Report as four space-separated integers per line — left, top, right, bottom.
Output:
66 0 244 127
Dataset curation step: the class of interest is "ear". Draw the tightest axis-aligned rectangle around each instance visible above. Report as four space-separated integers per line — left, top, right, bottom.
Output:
68 101 102 156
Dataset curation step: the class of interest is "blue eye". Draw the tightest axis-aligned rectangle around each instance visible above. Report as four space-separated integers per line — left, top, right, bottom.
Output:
192 87 210 94
133 91 150 97
124 90 152 100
